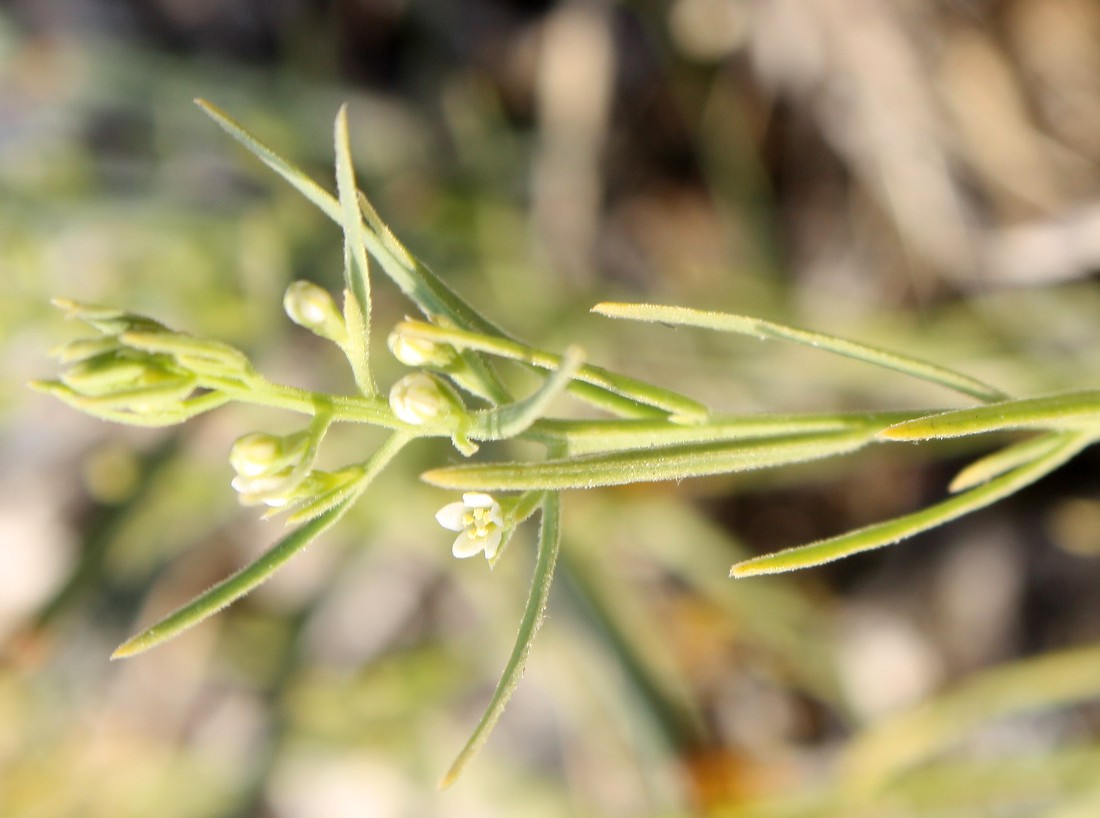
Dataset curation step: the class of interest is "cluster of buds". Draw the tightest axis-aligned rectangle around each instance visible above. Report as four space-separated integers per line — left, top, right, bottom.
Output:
32 300 252 424
228 428 357 515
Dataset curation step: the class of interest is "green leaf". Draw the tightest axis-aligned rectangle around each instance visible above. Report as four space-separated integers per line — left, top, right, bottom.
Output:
882 390 1100 441
470 345 586 440
440 492 561 788
423 427 876 491
534 410 916 456
731 431 1093 577
197 99 513 403
29 379 228 427
112 493 356 659
948 433 1067 493
111 432 410 658
333 106 375 396
593 302 1009 403
394 320 709 423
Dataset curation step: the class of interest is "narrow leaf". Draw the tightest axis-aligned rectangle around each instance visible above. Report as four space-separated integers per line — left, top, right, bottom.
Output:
423 428 875 492
112 493 355 658
441 492 561 788
394 320 709 422
112 432 410 658
196 98 509 401
334 106 375 395
29 380 230 427
882 390 1100 441
471 345 586 441
195 99 341 221
948 433 1067 493
533 410 916 456
593 302 1009 403
731 431 1093 577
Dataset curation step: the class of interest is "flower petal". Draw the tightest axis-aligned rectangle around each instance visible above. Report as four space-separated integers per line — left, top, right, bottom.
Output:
452 532 484 559
462 492 495 509
436 501 467 531
481 528 504 560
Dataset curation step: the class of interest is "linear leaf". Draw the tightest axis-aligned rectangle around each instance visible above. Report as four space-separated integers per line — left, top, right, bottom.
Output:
423 428 875 491
334 106 375 395
440 492 561 788
948 433 1067 493
112 432 410 658
882 390 1100 441
395 320 709 422
533 410 916 456
197 99 506 402
731 431 1093 577
112 494 356 658
593 302 1009 403
471 346 585 441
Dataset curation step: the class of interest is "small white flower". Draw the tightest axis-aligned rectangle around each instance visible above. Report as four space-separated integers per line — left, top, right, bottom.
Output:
436 492 505 560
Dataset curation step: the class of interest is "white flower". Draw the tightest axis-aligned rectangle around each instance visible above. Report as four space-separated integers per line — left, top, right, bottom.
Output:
436 492 505 560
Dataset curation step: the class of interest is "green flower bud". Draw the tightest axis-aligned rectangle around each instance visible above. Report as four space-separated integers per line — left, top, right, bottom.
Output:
52 298 167 337
60 351 183 397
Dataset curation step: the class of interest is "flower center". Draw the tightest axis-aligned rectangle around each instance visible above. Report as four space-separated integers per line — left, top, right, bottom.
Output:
463 508 497 540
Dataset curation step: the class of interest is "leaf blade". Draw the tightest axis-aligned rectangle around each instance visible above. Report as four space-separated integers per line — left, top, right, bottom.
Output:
882 390 1100 441
334 106 375 395
424 428 877 491
112 432 410 658
593 302 1009 403
395 320 709 422
731 431 1093 577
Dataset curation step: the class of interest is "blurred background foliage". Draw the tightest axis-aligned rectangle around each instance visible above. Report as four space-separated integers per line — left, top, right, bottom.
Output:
3 0 1100 815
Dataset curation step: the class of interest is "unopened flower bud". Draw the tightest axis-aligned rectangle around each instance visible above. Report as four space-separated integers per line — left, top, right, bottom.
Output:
388 372 464 426
229 431 307 478
60 351 184 398
387 324 457 369
283 280 344 341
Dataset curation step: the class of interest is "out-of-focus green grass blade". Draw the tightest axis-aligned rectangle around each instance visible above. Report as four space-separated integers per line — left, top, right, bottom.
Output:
423 427 876 491
725 747 1100 818
882 390 1100 441
534 410 917 456
732 431 1093 577
333 105 375 396
111 432 410 658
593 302 1009 403
395 320 709 423
440 492 561 788
948 433 1067 493
841 642 1100 789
